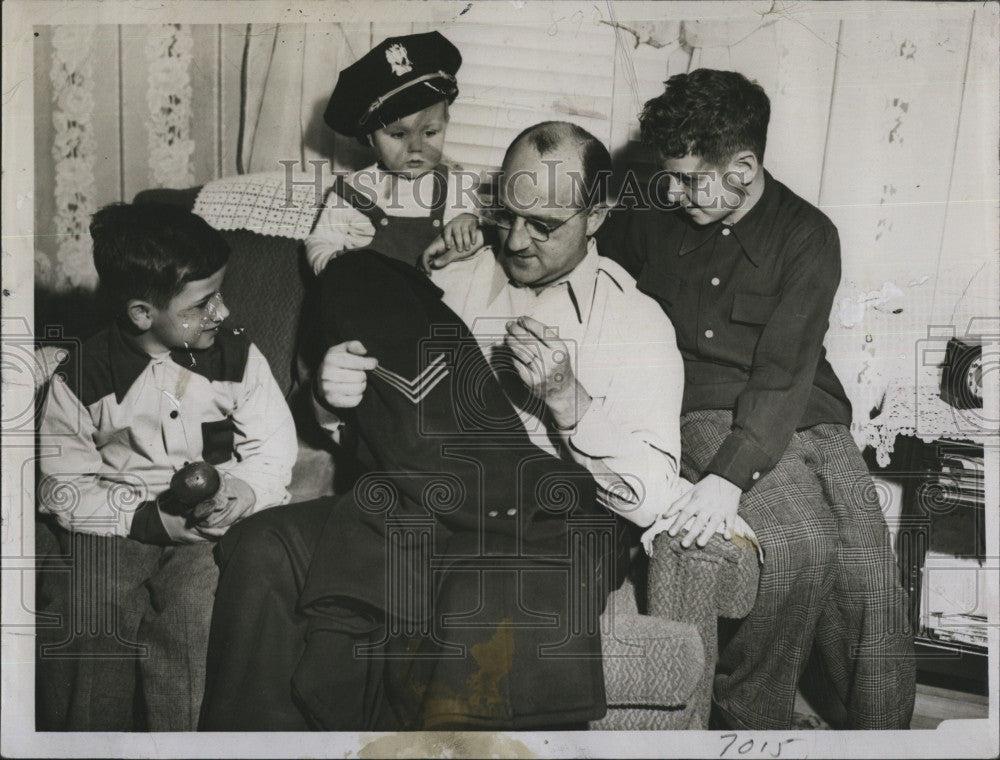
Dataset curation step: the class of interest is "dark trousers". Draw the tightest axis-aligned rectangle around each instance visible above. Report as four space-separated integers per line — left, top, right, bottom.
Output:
198 498 388 731
36 524 218 731
680 410 915 730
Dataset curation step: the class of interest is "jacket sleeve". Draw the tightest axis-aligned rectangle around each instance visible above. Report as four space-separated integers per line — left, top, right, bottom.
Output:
221 343 297 512
37 375 174 541
704 224 842 490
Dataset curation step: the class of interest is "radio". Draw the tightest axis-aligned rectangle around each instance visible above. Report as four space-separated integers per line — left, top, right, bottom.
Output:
939 338 983 409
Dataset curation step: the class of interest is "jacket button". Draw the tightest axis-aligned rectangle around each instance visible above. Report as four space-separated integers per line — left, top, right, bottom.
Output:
169 410 179 419
487 510 498 518
721 227 731 236
379 217 389 227
710 277 720 286
704 329 714 339
752 471 760 481
432 219 441 228
506 508 517 516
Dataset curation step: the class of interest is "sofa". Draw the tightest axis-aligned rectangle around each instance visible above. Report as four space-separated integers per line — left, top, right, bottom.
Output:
33 172 760 730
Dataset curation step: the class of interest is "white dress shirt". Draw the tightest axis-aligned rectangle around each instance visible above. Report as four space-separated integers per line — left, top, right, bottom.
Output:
430 238 686 527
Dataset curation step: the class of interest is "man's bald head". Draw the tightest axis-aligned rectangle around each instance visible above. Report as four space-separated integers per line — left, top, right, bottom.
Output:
503 121 612 208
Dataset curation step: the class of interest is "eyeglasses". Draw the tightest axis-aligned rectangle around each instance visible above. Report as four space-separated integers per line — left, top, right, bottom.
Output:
479 205 588 242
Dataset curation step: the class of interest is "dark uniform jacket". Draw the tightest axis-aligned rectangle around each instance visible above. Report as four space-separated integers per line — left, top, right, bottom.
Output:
295 251 627 729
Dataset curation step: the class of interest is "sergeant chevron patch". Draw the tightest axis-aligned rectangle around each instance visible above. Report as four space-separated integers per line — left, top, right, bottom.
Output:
371 353 449 403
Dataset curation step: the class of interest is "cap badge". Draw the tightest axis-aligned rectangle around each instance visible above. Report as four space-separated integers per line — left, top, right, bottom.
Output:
385 44 413 76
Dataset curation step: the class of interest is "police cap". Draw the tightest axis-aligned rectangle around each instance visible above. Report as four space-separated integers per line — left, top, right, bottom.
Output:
324 31 461 137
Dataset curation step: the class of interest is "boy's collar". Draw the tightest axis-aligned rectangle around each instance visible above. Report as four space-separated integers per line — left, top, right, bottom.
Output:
677 169 778 265
108 321 249 402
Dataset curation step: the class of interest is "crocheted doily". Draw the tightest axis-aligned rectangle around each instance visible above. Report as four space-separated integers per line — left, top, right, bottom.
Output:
192 170 322 240
860 361 992 466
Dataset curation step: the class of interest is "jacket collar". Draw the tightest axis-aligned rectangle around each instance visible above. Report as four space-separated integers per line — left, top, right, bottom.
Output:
107 321 249 403
677 169 778 267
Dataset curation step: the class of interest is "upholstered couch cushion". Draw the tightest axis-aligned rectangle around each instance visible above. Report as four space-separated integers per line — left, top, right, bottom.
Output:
646 532 761 728
591 580 704 730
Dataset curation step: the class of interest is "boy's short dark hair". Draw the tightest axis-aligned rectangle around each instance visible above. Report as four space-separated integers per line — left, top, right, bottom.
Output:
639 69 770 167
89 203 229 311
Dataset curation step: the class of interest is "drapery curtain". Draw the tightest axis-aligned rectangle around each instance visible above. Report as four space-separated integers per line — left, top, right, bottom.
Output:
236 23 370 175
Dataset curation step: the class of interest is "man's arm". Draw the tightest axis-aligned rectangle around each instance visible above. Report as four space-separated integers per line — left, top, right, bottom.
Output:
221 343 297 512
506 310 685 528
38 376 200 543
563 315 685 527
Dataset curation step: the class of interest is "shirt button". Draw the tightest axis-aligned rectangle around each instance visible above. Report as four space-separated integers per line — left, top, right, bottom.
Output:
710 277 720 286
169 410 179 419
752 471 761 481
721 227 731 236
487 510 498 518
506 508 517 516
704 329 714 339
432 218 441 228
379 217 389 227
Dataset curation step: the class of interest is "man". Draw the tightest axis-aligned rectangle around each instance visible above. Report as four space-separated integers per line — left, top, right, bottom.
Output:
201 122 687 730
597 69 915 730
328 120 686 525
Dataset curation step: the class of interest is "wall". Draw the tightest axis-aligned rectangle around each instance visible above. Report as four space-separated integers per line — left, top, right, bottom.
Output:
32 4 999 424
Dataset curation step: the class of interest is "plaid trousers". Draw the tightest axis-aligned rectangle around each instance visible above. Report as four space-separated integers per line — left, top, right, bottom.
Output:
36 524 218 731
680 410 915 730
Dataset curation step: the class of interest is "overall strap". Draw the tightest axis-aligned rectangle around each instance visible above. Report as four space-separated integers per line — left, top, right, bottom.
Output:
330 174 387 224
429 165 448 222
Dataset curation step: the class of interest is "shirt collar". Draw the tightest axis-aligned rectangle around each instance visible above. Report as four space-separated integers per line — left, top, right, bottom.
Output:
677 168 779 267
487 238 619 324
107 321 249 403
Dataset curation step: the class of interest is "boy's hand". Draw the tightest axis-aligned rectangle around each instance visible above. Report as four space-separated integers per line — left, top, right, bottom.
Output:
663 473 742 548
443 213 483 253
319 340 378 409
188 472 257 534
420 214 483 272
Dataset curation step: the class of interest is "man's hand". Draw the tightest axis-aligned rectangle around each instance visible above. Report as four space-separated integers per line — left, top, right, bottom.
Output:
663 473 742 548
504 316 590 429
318 340 378 409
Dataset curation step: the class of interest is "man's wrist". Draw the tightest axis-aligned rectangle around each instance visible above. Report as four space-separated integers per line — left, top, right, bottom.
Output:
548 381 592 430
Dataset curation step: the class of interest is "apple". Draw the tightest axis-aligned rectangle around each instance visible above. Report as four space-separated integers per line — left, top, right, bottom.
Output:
170 461 222 507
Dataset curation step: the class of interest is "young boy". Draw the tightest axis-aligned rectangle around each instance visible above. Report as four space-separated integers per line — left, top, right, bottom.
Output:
36 203 297 730
305 31 483 274
597 69 915 730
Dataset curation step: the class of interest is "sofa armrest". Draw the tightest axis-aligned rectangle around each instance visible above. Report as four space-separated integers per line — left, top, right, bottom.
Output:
646 532 760 621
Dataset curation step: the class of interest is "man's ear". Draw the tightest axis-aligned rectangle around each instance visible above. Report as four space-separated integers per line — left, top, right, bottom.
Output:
125 299 154 332
585 204 610 237
727 150 760 187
